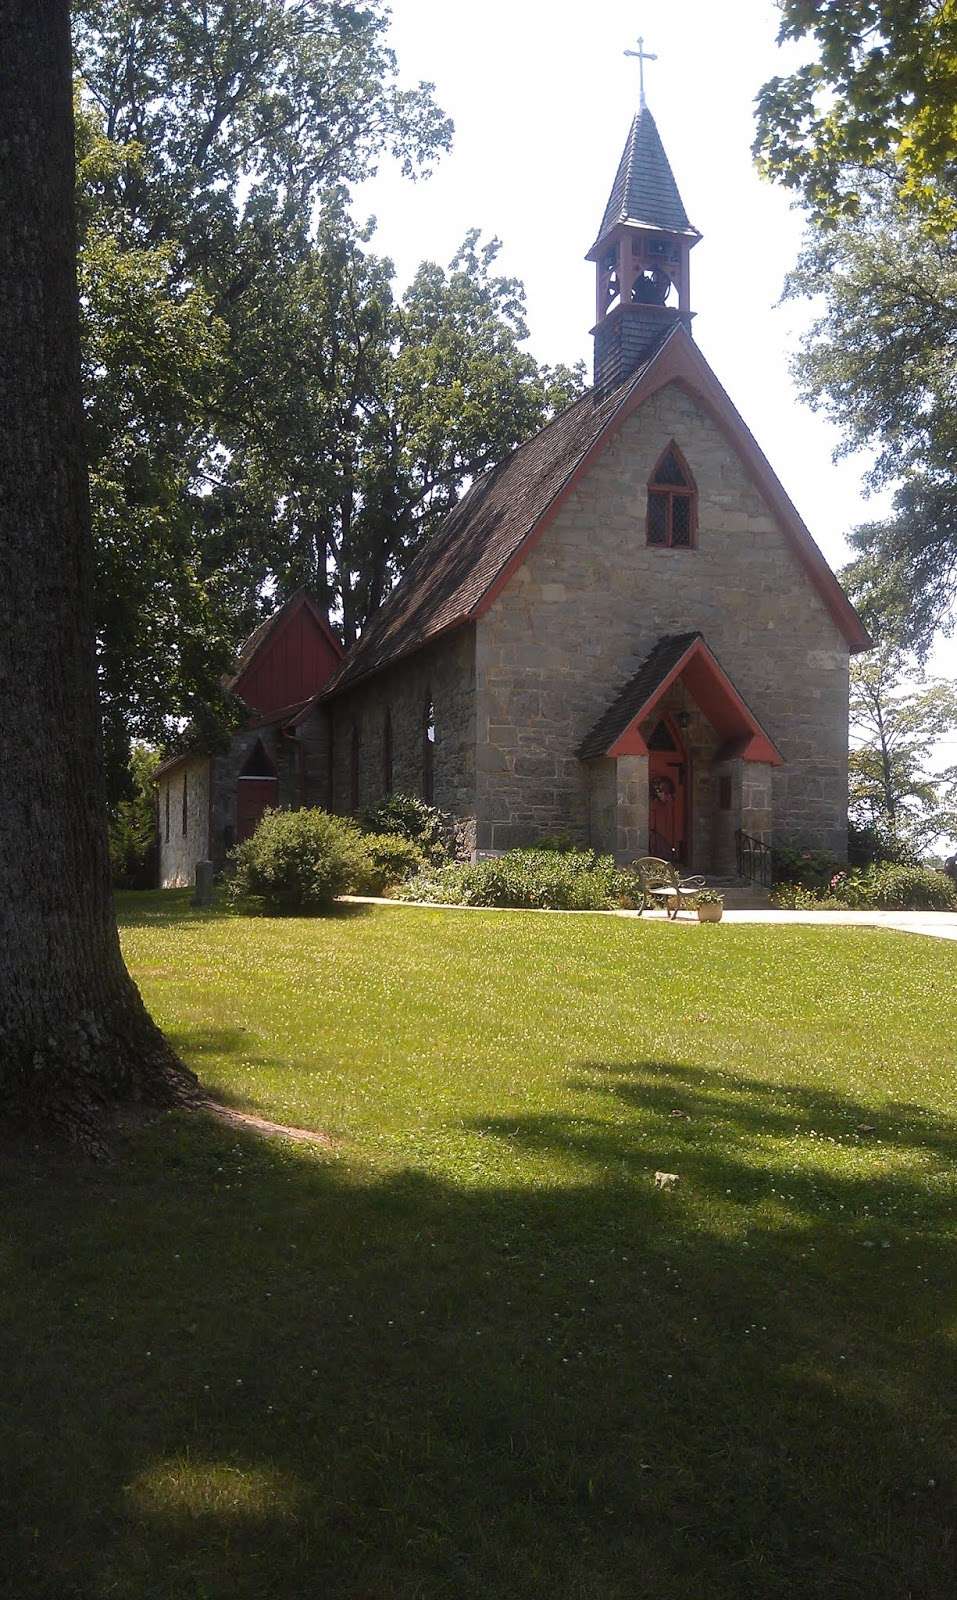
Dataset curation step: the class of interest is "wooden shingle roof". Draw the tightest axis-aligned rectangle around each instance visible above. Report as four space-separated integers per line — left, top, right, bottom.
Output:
324 337 674 696
592 108 698 250
578 634 701 760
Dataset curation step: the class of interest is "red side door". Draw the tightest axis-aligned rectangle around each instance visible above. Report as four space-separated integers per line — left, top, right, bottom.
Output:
236 778 279 843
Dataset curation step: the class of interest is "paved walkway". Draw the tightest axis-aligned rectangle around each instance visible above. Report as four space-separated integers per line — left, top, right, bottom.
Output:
719 908 957 941
341 896 957 942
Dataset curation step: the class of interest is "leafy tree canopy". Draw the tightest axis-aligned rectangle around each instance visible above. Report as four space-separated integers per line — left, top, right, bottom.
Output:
755 1 957 231
72 5 581 795
783 177 957 649
849 640 957 854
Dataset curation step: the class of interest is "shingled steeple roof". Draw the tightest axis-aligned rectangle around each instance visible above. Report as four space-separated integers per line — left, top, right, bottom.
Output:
592 107 698 250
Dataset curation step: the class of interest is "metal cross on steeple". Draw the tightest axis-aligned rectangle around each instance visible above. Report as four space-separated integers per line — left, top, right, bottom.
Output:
624 35 657 110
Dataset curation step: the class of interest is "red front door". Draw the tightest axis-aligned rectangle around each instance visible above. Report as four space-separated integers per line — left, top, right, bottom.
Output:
648 723 689 862
236 777 278 843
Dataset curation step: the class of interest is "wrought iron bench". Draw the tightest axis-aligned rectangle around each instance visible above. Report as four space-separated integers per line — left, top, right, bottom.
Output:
633 857 707 918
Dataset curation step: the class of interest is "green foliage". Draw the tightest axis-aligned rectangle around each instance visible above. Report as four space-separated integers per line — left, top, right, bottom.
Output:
754 2 957 231
848 819 920 867
360 833 425 893
226 809 427 912
770 883 853 910
848 639 957 852
526 832 580 854
773 862 957 910
783 181 957 648
396 849 641 911
227 808 375 914
359 793 454 864
108 743 160 888
242 227 585 641
772 844 843 890
70 8 583 790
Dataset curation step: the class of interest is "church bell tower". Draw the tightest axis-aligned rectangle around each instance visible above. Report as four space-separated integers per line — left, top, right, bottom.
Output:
587 77 700 395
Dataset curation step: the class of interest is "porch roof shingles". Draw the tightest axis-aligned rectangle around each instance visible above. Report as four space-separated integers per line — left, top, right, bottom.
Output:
578 633 701 761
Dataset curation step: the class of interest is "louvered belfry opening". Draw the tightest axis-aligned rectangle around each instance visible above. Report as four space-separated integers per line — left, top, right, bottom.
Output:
647 442 697 549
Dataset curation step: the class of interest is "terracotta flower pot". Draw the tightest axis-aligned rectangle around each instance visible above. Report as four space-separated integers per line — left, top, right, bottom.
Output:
697 903 723 923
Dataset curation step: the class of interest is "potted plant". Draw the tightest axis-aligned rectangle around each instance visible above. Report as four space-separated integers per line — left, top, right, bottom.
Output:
695 889 724 923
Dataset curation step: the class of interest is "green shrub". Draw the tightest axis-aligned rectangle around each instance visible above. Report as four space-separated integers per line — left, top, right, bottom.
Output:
847 820 919 869
525 832 580 854
770 883 849 910
771 863 957 912
771 843 842 890
361 833 425 893
840 863 957 911
227 808 374 913
359 793 453 863
395 848 641 911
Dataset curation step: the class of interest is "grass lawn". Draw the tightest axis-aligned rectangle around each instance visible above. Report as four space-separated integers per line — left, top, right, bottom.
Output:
3 894 957 1599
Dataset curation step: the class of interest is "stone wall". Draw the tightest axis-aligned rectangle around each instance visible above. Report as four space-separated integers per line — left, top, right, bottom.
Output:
325 629 477 846
475 379 850 857
158 757 210 888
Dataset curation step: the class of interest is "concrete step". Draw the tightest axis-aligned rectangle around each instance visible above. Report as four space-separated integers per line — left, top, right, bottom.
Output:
713 884 772 910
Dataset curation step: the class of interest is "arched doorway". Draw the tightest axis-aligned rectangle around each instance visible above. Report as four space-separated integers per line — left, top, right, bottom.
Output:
647 716 689 862
236 739 279 843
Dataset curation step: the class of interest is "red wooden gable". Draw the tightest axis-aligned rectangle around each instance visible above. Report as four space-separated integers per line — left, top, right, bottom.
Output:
232 594 343 718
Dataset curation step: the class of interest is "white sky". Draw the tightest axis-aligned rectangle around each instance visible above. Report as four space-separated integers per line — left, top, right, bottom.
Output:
354 0 957 699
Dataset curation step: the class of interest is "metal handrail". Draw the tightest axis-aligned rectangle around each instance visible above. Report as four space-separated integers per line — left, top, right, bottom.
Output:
735 829 773 887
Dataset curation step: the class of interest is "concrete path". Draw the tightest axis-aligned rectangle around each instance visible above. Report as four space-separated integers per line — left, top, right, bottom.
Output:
719 908 957 941
341 896 957 942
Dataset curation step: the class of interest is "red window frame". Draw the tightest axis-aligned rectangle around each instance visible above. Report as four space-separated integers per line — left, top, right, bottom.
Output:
646 441 697 550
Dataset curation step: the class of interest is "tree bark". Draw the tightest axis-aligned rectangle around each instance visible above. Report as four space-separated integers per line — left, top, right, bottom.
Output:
0 1 196 1148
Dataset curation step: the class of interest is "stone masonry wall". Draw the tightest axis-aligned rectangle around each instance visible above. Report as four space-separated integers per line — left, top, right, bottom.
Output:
158 757 210 888
327 628 476 847
475 379 850 856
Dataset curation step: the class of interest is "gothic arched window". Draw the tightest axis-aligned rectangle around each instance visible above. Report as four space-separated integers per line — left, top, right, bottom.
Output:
646 441 697 549
423 697 435 805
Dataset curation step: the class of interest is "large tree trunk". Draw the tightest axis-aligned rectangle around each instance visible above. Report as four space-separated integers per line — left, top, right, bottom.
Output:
0 1 196 1147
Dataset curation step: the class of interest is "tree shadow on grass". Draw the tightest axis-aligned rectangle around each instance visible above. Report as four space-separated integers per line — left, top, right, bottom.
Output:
2 1060 957 1600
115 890 377 932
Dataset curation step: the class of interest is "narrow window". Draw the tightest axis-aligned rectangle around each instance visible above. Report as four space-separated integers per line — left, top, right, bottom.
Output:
423 697 435 805
719 775 733 811
350 718 360 812
646 442 697 549
164 783 170 843
383 708 393 794
182 770 188 837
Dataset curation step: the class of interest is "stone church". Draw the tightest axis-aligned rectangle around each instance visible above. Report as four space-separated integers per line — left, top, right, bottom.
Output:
157 105 868 889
